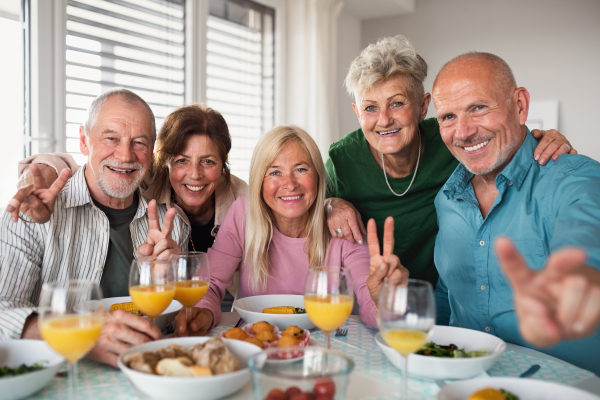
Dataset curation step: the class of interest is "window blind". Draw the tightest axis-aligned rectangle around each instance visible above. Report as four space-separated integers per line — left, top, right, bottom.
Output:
65 0 185 163
207 0 274 182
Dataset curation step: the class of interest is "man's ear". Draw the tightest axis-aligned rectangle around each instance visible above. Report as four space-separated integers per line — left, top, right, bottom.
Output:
515 87 530 125
80 126 89 156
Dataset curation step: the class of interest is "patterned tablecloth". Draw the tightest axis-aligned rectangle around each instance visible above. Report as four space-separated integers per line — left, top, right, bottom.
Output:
31 317 595 400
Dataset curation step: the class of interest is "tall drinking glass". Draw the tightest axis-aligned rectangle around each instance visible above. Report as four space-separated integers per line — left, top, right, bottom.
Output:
129 257 176 319
378 279 435 400
38 280 104 400
169 251 210 322
304 266 354 349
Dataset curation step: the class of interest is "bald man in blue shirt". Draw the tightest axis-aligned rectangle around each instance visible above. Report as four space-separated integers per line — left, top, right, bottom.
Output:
431 52 600 374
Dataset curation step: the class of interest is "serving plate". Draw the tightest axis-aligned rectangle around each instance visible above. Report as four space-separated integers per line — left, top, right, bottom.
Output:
118 336 261 400
233 294 315 330
0 339 65 400
438 377 600 400
375 325 506 380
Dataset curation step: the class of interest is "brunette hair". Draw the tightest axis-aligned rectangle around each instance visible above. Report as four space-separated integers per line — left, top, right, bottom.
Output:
153 104 232 195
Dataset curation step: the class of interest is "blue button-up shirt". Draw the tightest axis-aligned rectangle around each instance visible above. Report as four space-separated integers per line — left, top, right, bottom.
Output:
434 130 600 374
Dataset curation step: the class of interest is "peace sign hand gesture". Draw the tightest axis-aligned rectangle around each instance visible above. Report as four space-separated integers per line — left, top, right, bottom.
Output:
136 199 180 260
366 217 409 305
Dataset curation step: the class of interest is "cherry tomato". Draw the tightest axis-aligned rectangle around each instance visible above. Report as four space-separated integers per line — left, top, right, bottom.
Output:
314 378 336 396
285 387 302 399
289 393 311 400
267 388 287 400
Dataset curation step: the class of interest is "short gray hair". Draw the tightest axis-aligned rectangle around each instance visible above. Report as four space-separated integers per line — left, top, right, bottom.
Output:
83 88 156 141
345 35 428 102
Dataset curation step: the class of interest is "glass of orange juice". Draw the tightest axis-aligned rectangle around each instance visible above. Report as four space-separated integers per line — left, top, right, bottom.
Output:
304 266 354 349
129 257 176 320
378 279 435 400
38 280 104 400
169 251 210 323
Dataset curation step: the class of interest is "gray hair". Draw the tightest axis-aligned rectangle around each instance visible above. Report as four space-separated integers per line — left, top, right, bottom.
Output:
83 88 156 141
439 52 517 98
345 35 428 102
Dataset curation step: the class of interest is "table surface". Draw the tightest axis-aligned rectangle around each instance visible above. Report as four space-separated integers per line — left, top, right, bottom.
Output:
31 312 600 400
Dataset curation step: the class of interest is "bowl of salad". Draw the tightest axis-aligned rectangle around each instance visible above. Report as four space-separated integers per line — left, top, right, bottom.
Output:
0 339 65 400
375 325 506 380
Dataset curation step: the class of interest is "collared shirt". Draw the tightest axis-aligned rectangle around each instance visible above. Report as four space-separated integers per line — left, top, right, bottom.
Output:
0 166 189 339
434 130 600 374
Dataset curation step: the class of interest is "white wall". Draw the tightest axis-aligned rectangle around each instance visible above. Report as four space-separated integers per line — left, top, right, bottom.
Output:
357 0 600 161
335 8 362 140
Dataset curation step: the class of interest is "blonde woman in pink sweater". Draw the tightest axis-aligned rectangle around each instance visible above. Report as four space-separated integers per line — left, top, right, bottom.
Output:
173 125 408 336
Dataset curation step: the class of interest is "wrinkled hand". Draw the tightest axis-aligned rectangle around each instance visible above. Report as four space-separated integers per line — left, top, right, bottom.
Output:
171 307 214 337
87 310 163 367
137 200 180 260
366 217 409 305
6 164 71 223
531 129 577 165
496 237 600 348
325 197 366 244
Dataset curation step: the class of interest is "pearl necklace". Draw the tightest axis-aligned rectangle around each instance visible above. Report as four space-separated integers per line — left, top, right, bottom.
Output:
381 133 421 197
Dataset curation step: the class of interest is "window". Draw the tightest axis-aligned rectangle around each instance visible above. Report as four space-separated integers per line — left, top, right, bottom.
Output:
0 4 24 207
207 0 275 182
64 0 185 164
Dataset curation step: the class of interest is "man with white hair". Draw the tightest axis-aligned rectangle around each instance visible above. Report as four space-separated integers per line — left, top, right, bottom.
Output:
432 52 600 374
0 88 186 367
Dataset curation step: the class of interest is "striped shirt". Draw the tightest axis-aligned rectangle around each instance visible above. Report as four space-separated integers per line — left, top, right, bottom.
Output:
0 165 189 339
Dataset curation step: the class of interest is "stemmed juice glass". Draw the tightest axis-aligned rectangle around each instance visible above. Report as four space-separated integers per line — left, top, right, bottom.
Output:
129 257 176 319
304 266 354 349
38 280 104 400
169 251 210 322
378 279 435 400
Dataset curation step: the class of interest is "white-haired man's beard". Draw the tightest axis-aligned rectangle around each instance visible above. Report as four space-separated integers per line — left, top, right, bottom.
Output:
453 134 520 176
96 159 145 199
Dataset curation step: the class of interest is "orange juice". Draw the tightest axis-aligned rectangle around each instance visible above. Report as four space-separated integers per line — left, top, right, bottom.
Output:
304 294 353 333
381 329 428 356
174 280 209 307
130 284 175 318
40 315 103 363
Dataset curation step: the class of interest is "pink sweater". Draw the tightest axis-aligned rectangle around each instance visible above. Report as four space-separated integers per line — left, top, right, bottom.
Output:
199 197 378 328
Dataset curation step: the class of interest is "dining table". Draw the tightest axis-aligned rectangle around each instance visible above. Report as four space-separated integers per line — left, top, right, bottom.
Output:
30 311 600 400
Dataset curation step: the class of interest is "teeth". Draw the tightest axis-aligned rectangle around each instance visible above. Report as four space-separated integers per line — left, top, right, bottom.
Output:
107 166 134 173
185 184 206 192
378 129 399 136
281 195 301 200
464 140 490 151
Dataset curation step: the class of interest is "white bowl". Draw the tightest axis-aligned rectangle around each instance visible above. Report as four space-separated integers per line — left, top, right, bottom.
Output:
438 377 600 400
375 325 506 380
103 296 182 332
117 336 262 400
233 295 315 330
0 339 65 400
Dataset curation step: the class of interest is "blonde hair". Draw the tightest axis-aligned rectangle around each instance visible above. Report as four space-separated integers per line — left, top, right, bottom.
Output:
245 125 331 292
345 35 428 102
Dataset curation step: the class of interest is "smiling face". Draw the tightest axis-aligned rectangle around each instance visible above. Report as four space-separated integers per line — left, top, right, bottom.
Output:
432 57 529 177
261 140 319 235
168 134 222 215
353 75 430 157
81 95 153 204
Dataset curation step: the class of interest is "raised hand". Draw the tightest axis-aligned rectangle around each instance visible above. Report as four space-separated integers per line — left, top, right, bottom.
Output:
325 197 366 244
366 217 409 305
496 237 600 347
6 164 71 224
531 129 577 165
137 200 180 260
171 307 214 337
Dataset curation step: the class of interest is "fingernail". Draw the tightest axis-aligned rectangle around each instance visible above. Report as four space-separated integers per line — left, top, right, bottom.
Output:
380 263 386 271
540 157 546 164
534 154 539 161
573 321 585 334
358 240 363 244
11 217 17 223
